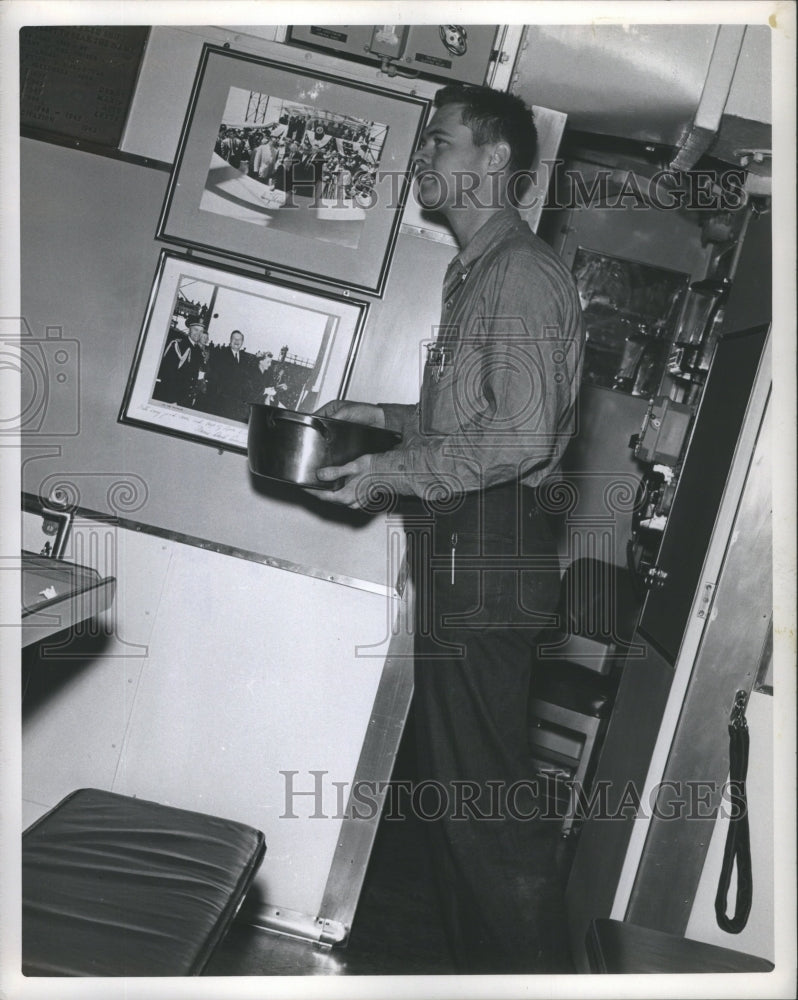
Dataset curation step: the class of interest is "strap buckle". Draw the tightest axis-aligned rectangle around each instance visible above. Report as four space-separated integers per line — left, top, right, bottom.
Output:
729 688 749 733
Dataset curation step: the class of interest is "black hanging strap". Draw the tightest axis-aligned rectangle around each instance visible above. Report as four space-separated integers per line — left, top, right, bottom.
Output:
714 689 753 933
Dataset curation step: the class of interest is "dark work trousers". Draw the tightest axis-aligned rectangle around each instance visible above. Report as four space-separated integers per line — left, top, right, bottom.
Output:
406 481 574 974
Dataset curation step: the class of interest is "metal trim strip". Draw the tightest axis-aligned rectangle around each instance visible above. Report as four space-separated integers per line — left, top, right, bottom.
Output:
20 492 401 599
315 590 415 944
240 902 344 947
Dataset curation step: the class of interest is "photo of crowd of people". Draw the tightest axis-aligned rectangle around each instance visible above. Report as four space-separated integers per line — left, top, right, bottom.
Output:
152 274 336 422
199 87 389 248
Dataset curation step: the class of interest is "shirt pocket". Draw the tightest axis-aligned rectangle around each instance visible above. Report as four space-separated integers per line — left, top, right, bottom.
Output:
420 340 488 437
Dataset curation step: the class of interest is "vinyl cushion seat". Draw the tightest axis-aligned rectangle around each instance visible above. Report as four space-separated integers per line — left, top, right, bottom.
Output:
22 787 265 976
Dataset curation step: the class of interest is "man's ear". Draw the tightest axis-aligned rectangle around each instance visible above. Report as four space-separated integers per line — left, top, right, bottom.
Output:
487 141 512 173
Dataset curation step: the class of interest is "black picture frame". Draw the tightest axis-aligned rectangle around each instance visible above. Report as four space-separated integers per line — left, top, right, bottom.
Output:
119 250 370 454
156 44 430 297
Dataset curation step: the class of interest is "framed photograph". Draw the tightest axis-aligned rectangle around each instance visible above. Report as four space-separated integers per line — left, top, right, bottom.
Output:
119 251 369 453
156 44 430 297
572 247 690 397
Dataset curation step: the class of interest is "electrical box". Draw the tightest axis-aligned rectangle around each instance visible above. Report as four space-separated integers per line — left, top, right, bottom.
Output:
635 396 693 466
287 25 500 85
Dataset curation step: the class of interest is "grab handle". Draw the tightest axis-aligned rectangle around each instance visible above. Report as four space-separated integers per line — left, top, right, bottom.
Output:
714 689 753 934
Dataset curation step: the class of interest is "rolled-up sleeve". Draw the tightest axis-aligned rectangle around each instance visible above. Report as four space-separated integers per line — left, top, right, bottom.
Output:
378 402 419 435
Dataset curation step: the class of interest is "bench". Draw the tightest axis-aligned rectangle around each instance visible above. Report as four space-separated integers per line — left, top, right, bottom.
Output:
22 788 265 976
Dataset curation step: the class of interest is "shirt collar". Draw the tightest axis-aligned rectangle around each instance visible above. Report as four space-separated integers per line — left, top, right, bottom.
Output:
449 206 527 274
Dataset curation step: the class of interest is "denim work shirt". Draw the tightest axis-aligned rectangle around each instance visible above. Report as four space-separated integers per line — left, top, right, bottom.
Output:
372 207 585 499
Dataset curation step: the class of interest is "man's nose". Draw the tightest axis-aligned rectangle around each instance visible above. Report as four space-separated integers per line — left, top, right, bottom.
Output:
411 146 428 168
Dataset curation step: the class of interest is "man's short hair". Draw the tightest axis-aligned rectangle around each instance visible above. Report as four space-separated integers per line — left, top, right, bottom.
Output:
434 83 537 179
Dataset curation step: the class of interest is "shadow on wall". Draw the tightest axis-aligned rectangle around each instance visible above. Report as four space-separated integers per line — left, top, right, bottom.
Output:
22 628 116 719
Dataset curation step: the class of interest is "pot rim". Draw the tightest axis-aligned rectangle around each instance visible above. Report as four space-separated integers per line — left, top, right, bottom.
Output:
248 403 401 443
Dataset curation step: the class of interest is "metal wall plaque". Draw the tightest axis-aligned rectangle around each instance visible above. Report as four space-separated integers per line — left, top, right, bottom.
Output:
287 24 499 85
20 26 149 149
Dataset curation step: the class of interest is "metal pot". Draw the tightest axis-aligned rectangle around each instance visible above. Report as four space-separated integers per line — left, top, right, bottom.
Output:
247 404 401 490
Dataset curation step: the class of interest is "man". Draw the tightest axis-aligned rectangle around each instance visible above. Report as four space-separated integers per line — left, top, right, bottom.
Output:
153 318 206 406
311 85 584 973
205 330 256 422
272 139 301 193
228 129 246 170
256 351 289 407
252 133 278 184
300 124 335 200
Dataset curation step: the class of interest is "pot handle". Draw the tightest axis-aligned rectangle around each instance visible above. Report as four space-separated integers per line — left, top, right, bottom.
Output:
263 409 332 441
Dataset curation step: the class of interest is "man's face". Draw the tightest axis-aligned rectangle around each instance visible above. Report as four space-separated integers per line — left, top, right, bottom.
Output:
412 103 494 213
230 333 244 352
188 325 203 343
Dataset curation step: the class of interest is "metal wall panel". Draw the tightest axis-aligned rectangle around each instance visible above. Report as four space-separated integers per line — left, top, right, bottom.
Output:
724 25 772 124
512 24 718 146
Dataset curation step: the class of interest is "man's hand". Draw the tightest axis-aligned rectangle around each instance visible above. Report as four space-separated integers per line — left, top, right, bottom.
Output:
305 400 389 508
314 399 386 428
306 454 373 509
